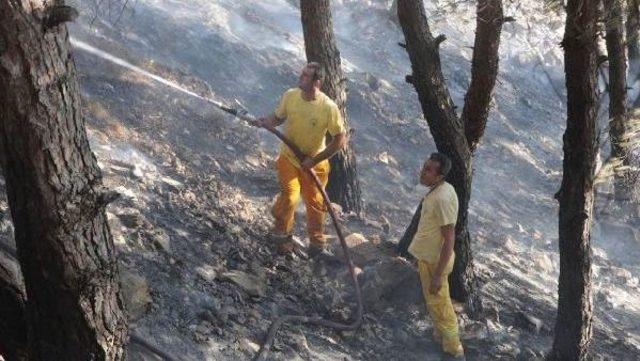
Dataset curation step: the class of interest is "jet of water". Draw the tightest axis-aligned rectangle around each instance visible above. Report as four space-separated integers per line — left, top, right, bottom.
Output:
70 38 232 112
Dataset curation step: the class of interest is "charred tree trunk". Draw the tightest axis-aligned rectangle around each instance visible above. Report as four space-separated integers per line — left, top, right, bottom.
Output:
604 0 630 199
0 256 27 361
462 0 504 152
0 2 128 360
300 0 363 216
550 0 598 358
627 0 640 61
397 0 504 315
397 0 478 314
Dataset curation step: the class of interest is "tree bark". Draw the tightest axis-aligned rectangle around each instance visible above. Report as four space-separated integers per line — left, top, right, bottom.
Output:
0 255 27 361
0 1 128 360
396 203 422 257
627 0 640 61
604 0 629 199
300 0 363 216
462 0 504 152
550 0 598 358
397 0 504 315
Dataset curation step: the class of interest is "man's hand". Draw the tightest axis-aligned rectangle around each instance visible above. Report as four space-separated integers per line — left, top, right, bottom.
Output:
250 117 267 128
251 114 283 128
394 256 411 265
429 274 443 295
303 133 346 169
301 156 316 170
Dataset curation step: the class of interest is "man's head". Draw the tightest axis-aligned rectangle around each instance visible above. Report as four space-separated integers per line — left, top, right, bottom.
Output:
420 152 452 186
298 62 325 92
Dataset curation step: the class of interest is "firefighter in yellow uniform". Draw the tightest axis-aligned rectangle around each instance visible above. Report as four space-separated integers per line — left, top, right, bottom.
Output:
253 62 346 257
408 153 465 359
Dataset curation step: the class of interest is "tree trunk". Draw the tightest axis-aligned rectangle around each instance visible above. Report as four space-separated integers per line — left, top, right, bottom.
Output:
462 0 504 152
397 0 504 316
604 0 630 199
300 0 363 216
0 2 128 360
627 0 640 61
389 0 399 24
0 256 27 361
550 0 598 358
396 203 422 257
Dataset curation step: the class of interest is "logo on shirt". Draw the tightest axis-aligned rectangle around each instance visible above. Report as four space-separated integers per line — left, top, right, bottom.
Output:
310 118 318 127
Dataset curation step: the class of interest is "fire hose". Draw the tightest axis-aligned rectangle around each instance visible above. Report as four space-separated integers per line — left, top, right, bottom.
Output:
212 104 364 361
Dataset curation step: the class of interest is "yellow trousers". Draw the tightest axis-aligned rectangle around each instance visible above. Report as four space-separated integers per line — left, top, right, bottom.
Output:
272 155 330 246
418 260 464 356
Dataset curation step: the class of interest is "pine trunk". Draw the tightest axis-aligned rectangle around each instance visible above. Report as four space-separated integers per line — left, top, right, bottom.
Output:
550 0 598 358
462 0 504 152
0 2 128 359
300 0 363 216
604 0 630 199
0 257 27 361
627 0 640 61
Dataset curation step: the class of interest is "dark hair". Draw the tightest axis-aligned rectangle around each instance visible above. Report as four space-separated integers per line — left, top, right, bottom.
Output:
307 62 326 83
429 152 452 177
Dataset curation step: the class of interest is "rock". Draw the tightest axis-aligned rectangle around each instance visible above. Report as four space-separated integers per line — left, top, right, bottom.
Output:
517 347 543 361
494 342 520 357
364 72 382 91
602 266 639 287
197 309 217 324
192 320 212 343
131 165 144 179
330 202 343 217
238 338 260 355
149 229 171 252
219 270 266 297
596 290 616 310
380 215 391 235
531 252 554 273
216 305 235 324
195 265 218 283
502 235 519 253
514 311 544 334
288 330 311 353
119 269 152 321
358 258 422 312
378 151 390 164
464 321 489 341
334 233 382 266
117 211 144 229
160 176 183 191
346 233 368 247
113 186 138 201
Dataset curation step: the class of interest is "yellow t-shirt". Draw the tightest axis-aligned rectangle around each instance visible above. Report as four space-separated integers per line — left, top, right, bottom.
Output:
274 88 346 167
408 182 459 266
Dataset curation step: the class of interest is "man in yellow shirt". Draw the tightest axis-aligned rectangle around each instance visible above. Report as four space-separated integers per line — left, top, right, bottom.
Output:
252 62 346 257
408 153 465 359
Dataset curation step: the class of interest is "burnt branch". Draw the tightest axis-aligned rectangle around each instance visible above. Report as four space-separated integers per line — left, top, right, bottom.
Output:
44 5 79 30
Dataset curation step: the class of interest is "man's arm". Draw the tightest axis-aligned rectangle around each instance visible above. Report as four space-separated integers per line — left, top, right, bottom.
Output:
253 113 285 128
301 132 347 170
429 224 455 294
